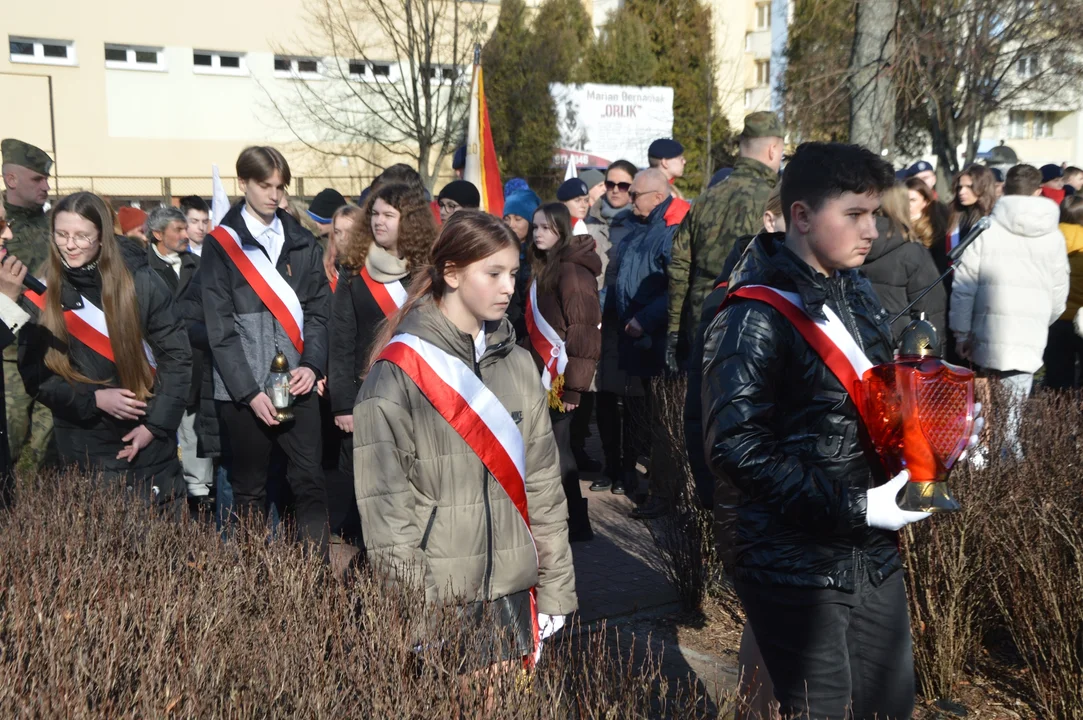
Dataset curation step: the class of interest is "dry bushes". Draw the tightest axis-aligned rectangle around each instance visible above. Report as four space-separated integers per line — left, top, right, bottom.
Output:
0 470 720 718
642 377 717 615
649 374 1083 717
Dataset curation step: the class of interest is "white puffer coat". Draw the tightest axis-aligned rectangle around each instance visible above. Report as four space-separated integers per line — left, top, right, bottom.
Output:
949 194 1070 373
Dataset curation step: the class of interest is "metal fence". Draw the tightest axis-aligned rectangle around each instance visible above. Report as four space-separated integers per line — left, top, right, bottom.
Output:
49 172 568 207
50 175 392 204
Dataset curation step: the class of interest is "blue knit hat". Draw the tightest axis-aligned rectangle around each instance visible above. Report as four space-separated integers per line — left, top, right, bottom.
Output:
503 177 530 198
503 190 541 220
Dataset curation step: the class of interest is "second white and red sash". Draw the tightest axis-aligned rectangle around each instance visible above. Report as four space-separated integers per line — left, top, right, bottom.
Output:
360 266 407 319
375 332 541 662
210 225 305 353
25 280 156 370
524 280 568 391
726 284 873 411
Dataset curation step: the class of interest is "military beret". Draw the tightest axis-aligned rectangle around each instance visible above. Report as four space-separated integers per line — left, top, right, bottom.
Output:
1041 163 1063 183
556 178 589 202
648 138 684 159
905 160 934 177
1 138 52 176
708 167 733 188
739 112 784 139
452 145 467 171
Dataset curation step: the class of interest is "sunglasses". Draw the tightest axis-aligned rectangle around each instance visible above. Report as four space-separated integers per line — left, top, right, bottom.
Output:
604 180 632 192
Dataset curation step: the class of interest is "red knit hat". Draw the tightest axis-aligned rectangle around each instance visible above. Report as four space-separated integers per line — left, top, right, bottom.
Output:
116 206 147 235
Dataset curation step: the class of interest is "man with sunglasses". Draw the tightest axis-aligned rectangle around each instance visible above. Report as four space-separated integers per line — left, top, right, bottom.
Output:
665 112 784 374
1 139 55 474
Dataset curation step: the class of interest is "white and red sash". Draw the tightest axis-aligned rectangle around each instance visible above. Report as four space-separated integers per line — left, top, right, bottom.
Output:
360 266 407 319
210 225 304 353
374 332 541 663
25 280 156 370
726 284 873 408
524 280 568 391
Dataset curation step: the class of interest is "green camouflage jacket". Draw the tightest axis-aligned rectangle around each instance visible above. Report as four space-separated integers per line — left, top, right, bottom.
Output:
666 156 778 338
4 200 50 276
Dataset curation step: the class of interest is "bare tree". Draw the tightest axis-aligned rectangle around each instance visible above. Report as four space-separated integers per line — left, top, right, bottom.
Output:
896 0 1083 177
849 0 897 155
263 0 489 190
785 0 1083 176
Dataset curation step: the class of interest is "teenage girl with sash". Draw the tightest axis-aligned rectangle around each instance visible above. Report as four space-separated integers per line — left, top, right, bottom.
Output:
18 192 192 501
201 146 330 552
525 203 601 542
327 183 434 544
354 210 577 668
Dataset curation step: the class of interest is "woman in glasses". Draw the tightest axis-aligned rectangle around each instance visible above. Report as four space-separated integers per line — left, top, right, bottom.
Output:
18 191 192 505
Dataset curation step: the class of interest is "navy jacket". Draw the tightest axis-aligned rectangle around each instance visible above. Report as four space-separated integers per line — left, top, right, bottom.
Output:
611 196 690 377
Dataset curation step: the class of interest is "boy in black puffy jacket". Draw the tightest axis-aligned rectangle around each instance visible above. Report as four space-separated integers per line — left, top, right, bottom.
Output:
702 143 927 719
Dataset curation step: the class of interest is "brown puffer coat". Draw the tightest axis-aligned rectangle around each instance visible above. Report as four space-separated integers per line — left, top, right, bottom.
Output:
353 302 577 618
527 235 602 406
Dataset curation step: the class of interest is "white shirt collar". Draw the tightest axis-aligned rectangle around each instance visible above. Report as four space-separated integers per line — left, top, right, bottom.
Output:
241 204 283 243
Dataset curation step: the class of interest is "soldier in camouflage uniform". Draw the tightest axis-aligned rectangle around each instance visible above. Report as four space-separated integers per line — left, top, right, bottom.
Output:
2 139 54 472
664 113 784 372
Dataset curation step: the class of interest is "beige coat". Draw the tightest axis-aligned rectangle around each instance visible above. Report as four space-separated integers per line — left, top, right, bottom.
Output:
353 302 577 617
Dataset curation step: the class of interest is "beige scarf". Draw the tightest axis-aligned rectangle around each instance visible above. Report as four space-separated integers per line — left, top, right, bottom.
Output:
366 244 409 283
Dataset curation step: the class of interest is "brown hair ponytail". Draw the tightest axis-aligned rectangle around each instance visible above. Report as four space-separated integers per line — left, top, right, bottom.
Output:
44 192 154 400
365 210 519 371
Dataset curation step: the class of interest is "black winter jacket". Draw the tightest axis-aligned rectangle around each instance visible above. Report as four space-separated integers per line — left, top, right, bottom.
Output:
702 234 901 592
18 259 192 489
175 268 221 459
861 217 947 342
328 269 412 417
147 245 203 409
201 203 330 404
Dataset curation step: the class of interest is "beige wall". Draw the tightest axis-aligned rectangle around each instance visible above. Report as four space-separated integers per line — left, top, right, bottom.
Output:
0 0 498 189
711 0 775 133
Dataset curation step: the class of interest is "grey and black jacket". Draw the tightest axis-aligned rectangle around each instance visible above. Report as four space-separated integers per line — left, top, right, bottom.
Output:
201 202 330 404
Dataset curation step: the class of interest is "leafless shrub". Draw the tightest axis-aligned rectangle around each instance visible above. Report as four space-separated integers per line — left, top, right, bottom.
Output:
0 468 725 718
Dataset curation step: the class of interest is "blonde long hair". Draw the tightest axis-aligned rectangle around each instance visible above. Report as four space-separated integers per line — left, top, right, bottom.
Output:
45 192 153 400
879 184 916 242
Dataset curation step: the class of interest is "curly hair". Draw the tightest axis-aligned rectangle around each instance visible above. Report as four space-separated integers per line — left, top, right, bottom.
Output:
340 183 436 271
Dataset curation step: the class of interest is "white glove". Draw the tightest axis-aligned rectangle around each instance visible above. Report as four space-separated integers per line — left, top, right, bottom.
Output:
958 402 986 464
537 613 565 641
866 470 931 531
1076 307 1083 338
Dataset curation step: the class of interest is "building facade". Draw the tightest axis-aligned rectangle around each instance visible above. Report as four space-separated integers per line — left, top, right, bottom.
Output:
1 0 500 198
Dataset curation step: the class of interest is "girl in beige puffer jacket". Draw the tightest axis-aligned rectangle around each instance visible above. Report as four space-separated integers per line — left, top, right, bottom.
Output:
353 211 576 669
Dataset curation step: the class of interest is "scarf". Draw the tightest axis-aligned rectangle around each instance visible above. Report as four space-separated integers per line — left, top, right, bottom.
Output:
366 243 410 283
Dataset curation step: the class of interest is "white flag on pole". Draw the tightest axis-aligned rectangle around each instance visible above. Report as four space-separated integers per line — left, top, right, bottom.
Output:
211 164 230 228
564 159 578 182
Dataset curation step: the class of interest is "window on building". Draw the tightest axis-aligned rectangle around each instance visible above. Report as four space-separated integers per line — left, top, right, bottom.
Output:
348 60 366 77
9 36 76 66
442 66 459 82
371 63 391 77
756 2 772 30
1008 109 1056 139
1017 55 1039 78
275 55 324 78
756 59 771 86
193 50 246 74
1034 111 1053 138
104 44 164 71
